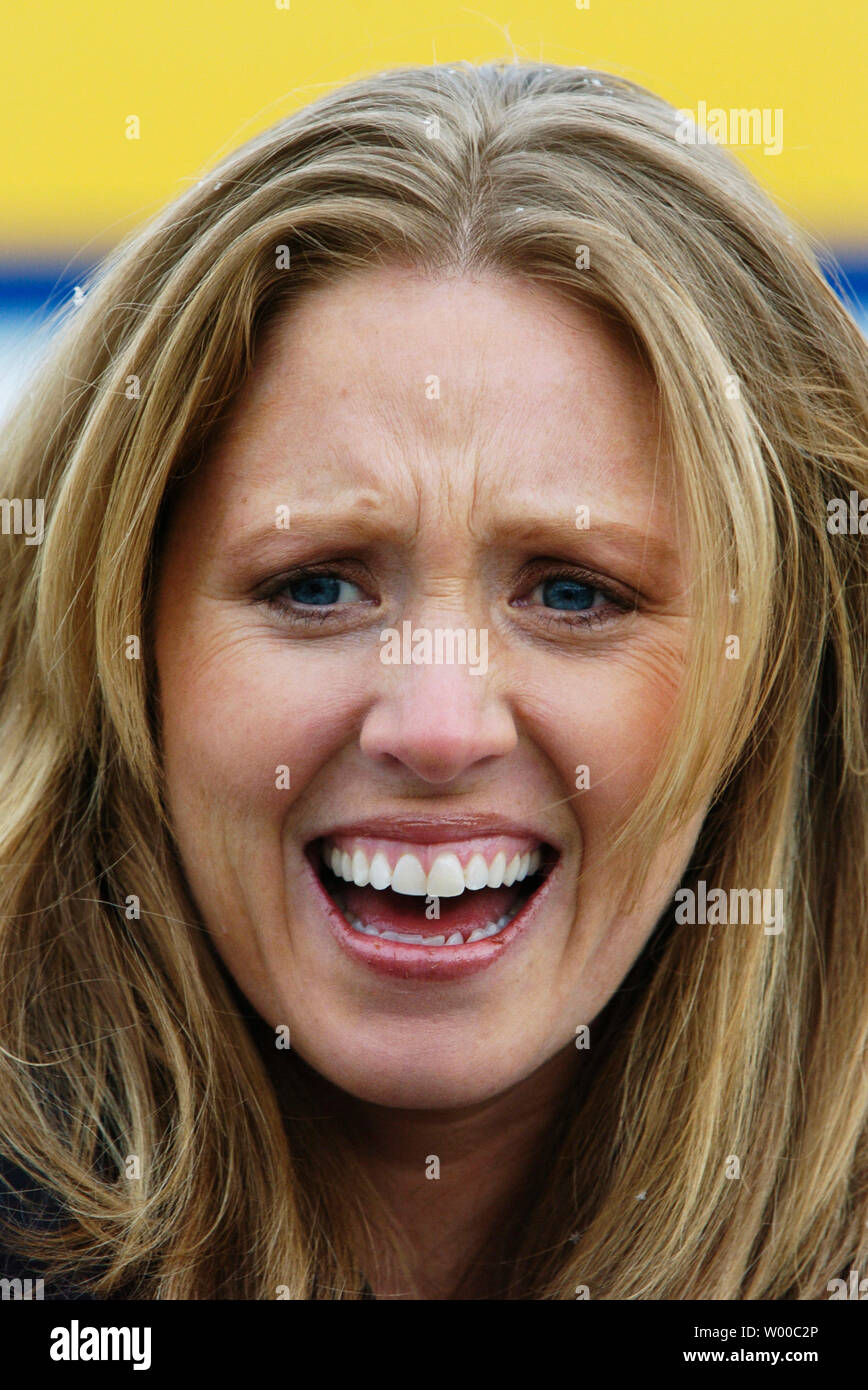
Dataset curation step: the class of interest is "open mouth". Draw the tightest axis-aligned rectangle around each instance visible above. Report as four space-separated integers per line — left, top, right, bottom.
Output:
307 836 558 949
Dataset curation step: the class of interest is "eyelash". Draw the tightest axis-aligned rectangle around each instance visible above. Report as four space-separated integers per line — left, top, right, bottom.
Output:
259 563 635 633
516 570 633 632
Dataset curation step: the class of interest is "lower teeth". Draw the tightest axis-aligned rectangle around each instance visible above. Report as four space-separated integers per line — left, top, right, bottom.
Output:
331 890 524 947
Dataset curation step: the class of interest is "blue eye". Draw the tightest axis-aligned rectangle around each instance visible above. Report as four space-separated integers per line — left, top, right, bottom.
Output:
259 564 631 634
517 568 633 633
533 576 602 611
285 574 363 606
259 569 369 625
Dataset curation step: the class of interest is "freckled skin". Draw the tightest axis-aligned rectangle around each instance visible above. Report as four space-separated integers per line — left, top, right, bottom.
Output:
153 265 706 1114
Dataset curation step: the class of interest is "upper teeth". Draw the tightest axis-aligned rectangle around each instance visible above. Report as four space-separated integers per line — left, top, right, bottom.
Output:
324 844 542 897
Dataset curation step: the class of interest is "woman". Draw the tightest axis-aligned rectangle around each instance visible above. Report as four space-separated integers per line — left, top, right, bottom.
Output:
0 60 866 1300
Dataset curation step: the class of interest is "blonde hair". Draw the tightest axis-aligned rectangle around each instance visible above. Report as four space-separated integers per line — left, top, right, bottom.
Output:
1 60 866 1298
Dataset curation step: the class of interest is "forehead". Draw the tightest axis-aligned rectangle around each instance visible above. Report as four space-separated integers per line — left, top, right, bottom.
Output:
187 264 671 535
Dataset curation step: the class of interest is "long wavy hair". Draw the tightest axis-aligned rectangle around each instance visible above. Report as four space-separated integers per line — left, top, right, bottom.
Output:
1 60 866 1299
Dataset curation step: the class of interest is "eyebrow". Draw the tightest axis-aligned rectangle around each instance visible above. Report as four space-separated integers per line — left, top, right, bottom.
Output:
223 509 410 562
493 514 680 576
224 507 680 576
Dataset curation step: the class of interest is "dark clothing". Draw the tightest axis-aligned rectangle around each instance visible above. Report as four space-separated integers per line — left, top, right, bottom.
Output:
1 1153 379 1299
0 1152 96 1300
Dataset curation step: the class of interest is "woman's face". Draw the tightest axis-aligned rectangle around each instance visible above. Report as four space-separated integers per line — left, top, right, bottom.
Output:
154 264 704 1109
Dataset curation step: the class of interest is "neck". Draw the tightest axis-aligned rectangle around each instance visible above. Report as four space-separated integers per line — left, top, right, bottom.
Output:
297 1045 580 1299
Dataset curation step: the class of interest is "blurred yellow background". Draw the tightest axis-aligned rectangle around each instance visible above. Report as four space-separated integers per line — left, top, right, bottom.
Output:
2 0 866 252
0 0 865 415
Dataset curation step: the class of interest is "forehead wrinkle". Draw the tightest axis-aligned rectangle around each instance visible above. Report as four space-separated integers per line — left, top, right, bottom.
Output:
221 280 665 549
332 365 501 541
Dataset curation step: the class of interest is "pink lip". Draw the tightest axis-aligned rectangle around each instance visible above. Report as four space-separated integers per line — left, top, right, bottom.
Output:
301 842 560 982
306 814 562 850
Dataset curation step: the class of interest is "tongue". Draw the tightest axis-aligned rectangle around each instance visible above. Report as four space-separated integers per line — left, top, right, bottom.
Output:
341 882 520 936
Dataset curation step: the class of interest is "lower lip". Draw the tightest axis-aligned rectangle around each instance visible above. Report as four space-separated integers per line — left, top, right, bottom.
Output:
301 845 559 981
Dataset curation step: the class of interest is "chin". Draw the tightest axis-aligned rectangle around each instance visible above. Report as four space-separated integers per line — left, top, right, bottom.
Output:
292 1032 534 1111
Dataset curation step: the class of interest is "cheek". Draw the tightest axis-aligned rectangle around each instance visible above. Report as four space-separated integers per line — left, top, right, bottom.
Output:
156 622 367 830
531 639 698 998
522 633 685 835
154 623 375 999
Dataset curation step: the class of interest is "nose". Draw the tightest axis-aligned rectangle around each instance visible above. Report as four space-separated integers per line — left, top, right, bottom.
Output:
359 641 518 784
